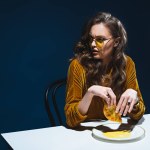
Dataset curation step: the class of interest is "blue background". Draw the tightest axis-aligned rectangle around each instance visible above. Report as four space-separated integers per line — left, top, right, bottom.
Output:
0 0 150 149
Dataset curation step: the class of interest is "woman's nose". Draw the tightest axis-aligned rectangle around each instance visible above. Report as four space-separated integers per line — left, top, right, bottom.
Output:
91 39 96 47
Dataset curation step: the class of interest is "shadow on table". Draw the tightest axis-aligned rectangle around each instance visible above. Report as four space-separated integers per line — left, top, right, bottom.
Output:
67 116 145 132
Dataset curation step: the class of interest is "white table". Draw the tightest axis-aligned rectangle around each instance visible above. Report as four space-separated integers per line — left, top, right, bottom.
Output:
1 114 150 150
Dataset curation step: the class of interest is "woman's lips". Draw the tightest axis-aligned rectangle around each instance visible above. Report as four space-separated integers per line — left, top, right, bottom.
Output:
92 50 99 54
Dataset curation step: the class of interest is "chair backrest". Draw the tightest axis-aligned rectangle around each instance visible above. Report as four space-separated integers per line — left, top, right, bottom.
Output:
44 78 67 126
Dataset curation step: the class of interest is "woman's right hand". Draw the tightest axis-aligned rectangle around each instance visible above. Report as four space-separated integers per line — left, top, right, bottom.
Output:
88 85 116 106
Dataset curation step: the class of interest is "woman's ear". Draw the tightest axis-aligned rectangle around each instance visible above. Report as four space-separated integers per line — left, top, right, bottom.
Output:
114 37 120 47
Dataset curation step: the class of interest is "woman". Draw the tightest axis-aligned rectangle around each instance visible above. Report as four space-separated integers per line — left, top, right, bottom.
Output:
64 12 145 128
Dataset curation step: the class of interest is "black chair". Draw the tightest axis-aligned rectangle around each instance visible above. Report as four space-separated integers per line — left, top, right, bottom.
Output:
44 78 67 126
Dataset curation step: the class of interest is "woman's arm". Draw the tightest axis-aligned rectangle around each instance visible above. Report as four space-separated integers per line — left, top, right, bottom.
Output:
65 59 116 127
125 56 145 120
64 59 88 127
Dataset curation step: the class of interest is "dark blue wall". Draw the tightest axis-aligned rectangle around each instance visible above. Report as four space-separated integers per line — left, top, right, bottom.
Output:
0 0 150 149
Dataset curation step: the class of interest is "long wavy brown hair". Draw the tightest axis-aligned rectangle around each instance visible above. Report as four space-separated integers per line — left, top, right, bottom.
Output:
72 12 127 100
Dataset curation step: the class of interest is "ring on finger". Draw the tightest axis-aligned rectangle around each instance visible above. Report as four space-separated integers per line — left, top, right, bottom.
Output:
127 100 131 106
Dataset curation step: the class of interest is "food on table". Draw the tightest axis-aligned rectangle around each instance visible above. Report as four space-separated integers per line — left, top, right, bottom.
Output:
103 130 131 138
103 105 122 123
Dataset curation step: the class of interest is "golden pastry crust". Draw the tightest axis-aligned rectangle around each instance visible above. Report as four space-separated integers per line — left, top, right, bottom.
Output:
103 105 122 123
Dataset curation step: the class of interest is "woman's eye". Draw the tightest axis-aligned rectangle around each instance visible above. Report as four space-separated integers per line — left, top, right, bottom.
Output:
97 39 104 43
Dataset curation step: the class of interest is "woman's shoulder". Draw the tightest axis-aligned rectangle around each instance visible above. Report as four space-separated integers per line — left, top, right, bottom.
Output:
125 55 136 72
125 55 135 66
69 58 85 71
70 58 80 65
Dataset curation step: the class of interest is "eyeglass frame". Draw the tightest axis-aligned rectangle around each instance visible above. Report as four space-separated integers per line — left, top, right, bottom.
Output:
88 34 113 48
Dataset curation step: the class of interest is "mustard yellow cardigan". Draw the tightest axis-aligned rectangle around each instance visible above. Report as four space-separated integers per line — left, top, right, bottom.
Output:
64 56 145 127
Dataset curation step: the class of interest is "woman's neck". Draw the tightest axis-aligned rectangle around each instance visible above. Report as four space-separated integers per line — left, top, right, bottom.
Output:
102 56 112 66
102 58 113 74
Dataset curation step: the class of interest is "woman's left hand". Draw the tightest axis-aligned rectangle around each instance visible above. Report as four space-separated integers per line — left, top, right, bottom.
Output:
116 89 138 116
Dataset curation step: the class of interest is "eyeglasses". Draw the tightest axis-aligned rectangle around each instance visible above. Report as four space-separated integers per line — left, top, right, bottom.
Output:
88 35 113 49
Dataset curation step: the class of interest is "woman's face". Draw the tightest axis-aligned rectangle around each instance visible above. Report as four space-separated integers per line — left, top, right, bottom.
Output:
89 23 117 63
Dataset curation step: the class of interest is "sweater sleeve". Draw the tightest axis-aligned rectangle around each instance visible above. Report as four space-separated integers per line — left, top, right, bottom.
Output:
64 59 87 127
126 56 146 120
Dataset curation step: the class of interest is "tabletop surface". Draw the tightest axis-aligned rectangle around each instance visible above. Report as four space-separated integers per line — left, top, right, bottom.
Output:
1 114 150 150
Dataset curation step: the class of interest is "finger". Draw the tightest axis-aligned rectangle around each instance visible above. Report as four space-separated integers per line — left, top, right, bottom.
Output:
107 88 116 106
128 99 135 113
123 104 130 116
119 97 128 115
106 98 111 107
114 96 116 106
126 98 132 107
116 95 124 113
100 94 110 105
